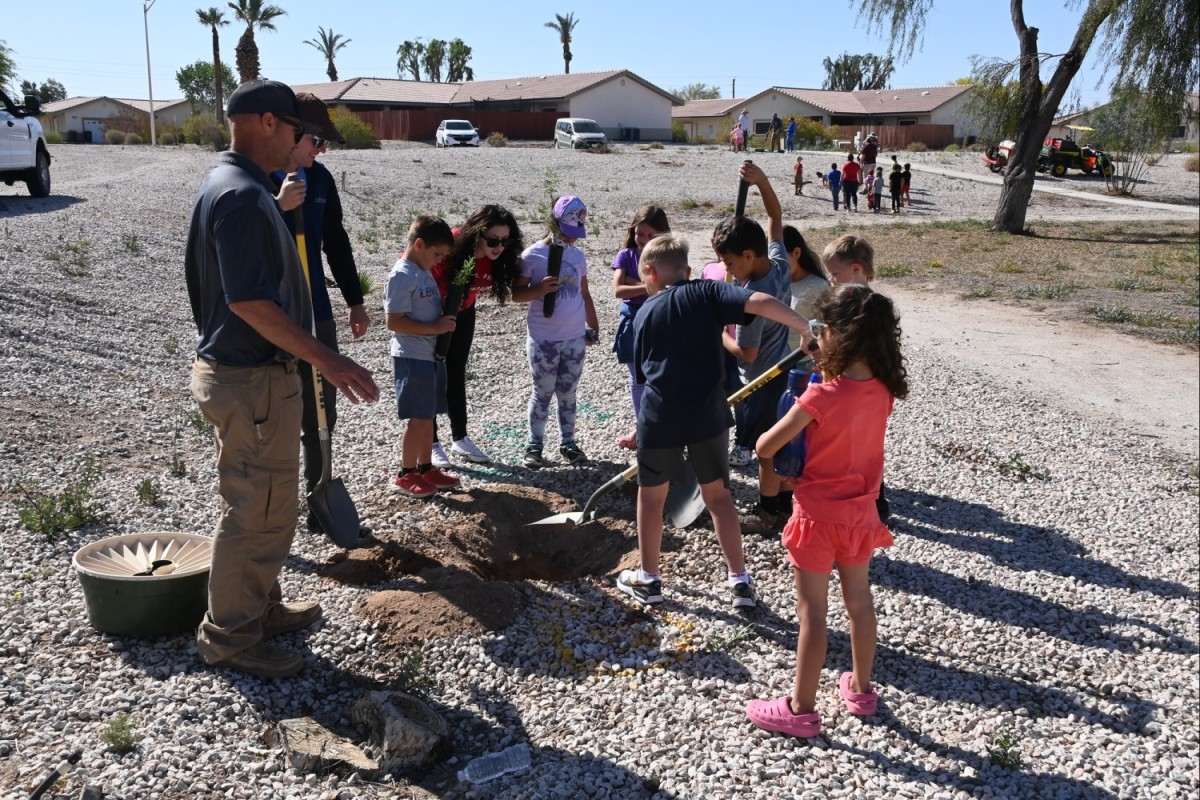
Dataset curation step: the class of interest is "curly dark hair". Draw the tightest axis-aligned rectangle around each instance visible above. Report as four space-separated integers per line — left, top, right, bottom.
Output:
816 285 908 400
447 204 524 304
621 205 670 250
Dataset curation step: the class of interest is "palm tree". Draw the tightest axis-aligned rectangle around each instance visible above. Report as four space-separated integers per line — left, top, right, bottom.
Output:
196 8 230 124
304 26 350 82
544 12 579 74
228 0 285 84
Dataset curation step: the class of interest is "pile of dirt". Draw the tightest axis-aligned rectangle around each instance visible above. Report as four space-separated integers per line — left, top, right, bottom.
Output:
320 485 636 645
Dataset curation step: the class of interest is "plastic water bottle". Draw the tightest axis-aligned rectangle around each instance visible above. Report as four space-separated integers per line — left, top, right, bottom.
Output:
773 367 816 478
458 742 531 784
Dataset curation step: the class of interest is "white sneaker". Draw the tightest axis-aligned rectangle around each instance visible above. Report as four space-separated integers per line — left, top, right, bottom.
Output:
729 445 754 467
430 442 452 469
450 436 491 463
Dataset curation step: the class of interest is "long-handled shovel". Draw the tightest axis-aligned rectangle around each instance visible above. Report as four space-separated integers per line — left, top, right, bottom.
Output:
293 206 362 548
527 345 812 532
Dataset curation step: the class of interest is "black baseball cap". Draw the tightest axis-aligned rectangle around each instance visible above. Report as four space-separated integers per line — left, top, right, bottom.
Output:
295 92 345 143
226 80 321 134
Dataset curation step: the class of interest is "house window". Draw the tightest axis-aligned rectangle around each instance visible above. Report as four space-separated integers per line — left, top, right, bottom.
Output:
898 118 917 126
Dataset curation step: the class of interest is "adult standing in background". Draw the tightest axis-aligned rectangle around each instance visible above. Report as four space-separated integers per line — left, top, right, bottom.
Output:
840 152 861 212
273 92 371 536
738 109 751 151
186 80 379 679
767 113 783 153
859 132 879 194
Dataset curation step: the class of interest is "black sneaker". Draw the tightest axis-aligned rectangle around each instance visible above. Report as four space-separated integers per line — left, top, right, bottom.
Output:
523 444 546 469
731 581 757 609
559 441 587 465
738 503 781 536
616 569 663 606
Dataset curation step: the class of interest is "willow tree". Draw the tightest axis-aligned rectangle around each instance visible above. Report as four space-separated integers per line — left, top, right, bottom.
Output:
196 8 230 123
304 26 350 82
228 0 285 83
545 13 579 74
857 0 1199 233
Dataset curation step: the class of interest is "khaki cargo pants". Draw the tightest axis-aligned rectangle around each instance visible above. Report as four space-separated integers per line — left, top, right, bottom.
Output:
191 358 302 663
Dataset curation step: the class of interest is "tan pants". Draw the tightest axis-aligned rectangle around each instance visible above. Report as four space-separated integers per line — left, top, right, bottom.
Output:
191 358 302 662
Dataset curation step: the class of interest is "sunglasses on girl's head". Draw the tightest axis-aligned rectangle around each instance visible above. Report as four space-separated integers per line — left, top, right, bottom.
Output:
808 320 829 337
481 234 510 248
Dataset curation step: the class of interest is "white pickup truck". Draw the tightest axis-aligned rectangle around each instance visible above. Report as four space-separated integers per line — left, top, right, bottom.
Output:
1 89 51 197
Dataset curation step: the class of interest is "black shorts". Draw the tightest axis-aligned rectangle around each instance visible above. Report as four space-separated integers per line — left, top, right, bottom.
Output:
637 430 730 488
739 371 787 451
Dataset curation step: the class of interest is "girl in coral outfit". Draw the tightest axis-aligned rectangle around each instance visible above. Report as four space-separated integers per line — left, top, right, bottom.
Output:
746 284 907 738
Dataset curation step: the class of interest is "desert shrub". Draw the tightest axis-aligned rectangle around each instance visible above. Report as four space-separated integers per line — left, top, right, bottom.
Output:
1186 154 1199 172
648 141 664 150
182 113 226 147
105 110 151 141
45 131 63 144
156 122 182 145
160 133 177 145
328 107 380 150
486 131 508 147
592 142 613 154
105 129 127 145
793 118 839 149
906 140 929 152
944 143 960 152
125 133 144 145
671 120 687 143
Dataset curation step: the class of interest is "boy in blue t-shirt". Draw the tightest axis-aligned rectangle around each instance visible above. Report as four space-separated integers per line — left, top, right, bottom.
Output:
713 162 794 535
617 233 810 610
824 162 841 211
384 216 460 499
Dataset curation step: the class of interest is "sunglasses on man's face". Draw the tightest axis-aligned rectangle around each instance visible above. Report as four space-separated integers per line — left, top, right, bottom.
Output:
481 234 510 248
277 116 305 143
312 136 327 149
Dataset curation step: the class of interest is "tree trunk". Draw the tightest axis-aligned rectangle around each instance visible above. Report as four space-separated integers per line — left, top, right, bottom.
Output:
327 59 338 82
992 0 1118 233
563 44 571 74
212 30 225 125
235 28 258 84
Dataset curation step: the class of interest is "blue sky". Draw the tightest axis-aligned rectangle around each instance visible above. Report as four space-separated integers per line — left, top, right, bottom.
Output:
4 1 1115 108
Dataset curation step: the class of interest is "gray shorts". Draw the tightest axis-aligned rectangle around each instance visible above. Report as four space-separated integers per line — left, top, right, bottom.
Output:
637 430 730 488
393 357 447 420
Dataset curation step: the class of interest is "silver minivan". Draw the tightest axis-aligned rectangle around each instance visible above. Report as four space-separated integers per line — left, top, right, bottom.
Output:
554 118 607 149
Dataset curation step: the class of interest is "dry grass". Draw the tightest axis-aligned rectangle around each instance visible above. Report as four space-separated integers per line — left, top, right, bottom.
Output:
808 220 1199 348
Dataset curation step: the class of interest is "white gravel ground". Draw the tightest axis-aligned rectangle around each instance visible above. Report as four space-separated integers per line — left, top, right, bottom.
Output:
0 141 1197 800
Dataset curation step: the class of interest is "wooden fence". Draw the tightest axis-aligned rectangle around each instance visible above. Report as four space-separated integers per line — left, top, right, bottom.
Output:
344 108 564 142
863 124 956 150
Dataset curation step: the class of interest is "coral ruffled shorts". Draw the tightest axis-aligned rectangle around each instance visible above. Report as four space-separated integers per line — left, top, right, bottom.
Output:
782 514 893 573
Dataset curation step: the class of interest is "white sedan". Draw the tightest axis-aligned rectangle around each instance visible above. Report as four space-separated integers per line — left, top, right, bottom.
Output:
435 120 480 147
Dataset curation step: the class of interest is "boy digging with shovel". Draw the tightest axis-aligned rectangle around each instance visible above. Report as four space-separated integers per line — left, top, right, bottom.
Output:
617 233 812 609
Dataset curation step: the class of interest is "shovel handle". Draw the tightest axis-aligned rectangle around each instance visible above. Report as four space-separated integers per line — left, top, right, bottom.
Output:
543 241 564 318
727 346 810 407
292 209 331 438
578 463 639 523
735 161 751 217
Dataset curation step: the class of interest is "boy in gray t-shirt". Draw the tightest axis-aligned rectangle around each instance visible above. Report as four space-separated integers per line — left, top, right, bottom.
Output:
384 216 459 498
713 162 794 535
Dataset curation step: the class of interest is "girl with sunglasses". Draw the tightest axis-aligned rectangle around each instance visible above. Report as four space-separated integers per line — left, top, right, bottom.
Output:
429 205 524 466
746 284 907 739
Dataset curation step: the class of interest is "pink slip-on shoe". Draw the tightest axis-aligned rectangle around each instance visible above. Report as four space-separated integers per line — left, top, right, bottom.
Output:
745 697 821 738
840 671 879 716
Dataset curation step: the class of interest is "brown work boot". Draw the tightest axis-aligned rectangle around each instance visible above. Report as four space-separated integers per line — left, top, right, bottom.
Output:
262 600 323 637
208 641 303 679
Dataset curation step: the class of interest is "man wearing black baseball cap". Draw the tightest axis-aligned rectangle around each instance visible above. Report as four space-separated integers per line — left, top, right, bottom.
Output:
185 79 379 678
273 92 368 538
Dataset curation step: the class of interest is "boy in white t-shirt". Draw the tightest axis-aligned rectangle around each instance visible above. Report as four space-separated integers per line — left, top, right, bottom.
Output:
511 196 600 468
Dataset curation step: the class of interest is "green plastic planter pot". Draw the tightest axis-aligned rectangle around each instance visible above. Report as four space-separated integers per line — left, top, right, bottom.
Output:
73 532 212 636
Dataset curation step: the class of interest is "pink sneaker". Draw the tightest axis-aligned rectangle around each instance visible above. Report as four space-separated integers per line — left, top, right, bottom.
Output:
839 672 878 716
745 697 821 737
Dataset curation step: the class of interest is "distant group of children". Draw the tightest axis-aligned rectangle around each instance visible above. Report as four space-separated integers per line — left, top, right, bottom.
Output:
822 155 912 213
383 159 907 742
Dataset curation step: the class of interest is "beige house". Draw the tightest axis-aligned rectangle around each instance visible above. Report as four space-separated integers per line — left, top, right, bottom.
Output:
1050 93 1200 145
39 96 190 141
671 98 744 142
675 85 978 145
293 69 682 141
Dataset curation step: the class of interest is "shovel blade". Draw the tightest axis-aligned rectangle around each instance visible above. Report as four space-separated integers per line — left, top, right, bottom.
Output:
525 511 586 531
308 478 363 549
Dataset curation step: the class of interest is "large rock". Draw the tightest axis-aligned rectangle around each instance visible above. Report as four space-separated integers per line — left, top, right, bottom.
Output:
352 691 448 770
271 717 377 776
